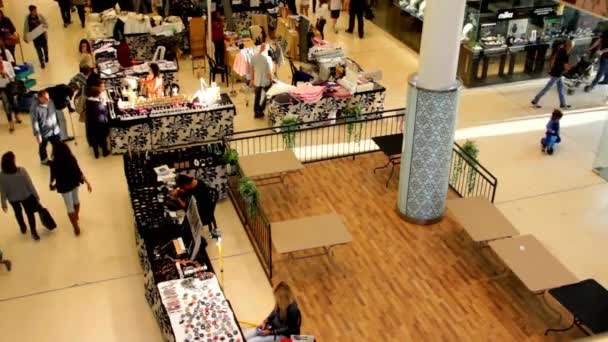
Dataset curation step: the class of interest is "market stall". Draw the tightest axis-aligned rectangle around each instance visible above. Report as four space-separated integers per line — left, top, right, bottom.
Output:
108 93 236 153
124 145 239 342
267 43 386 127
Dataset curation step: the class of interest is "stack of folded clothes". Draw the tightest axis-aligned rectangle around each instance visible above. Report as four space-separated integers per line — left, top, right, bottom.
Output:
289 83 326 103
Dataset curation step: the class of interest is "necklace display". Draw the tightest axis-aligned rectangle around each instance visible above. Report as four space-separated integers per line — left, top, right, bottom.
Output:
158 274 243 342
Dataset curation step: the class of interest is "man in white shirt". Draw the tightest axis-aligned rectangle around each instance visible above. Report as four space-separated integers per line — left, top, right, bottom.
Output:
249 43 274 118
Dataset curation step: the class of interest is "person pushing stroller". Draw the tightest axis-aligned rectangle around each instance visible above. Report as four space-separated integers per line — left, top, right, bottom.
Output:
541 109 563 155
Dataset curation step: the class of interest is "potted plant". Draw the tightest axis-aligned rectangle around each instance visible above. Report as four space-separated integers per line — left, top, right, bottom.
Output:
222 148 239 175
342 103 363 142
451 140 480 194
281 114 298 149
238 177 259 217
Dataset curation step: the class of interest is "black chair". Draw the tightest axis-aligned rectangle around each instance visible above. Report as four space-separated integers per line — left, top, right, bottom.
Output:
206 55 229 86
288 57 313 86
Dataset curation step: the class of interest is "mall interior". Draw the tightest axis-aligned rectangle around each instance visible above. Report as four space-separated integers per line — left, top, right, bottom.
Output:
0 0 607 341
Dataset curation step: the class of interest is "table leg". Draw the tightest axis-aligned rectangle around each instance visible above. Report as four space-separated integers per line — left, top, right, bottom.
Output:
374 157 392 173
544 317 577 335
386 162 396 187
536 290 563 322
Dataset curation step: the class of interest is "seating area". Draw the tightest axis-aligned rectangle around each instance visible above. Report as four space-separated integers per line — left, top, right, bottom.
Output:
228 151 593 340
448 196 608 336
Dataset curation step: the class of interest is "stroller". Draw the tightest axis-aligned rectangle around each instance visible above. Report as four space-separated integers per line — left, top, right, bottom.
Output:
563 54 597 95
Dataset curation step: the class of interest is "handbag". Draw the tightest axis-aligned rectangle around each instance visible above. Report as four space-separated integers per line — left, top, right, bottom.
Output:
38 206 57 230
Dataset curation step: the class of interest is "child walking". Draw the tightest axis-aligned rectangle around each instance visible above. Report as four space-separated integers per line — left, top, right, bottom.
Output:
541 109 563 155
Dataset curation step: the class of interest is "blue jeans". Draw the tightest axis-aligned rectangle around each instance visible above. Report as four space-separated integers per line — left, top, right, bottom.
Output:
533 76 566 107
591 56 608 87
61 187 80 213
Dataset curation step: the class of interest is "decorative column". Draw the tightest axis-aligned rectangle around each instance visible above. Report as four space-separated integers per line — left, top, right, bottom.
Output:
397 0 467 224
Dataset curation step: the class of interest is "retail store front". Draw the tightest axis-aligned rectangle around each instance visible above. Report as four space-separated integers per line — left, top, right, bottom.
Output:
373 0 608 87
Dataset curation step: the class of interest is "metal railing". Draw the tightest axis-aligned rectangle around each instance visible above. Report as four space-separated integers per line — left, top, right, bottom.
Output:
226 169 273 281
228 109 406 162
449 142 498 202
224 108 499 282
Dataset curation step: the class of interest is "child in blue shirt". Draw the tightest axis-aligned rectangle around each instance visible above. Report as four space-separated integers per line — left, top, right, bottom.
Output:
541 109 563 155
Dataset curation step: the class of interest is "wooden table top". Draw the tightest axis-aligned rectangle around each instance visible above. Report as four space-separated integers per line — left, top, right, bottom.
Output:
447 196 519 242
239 150 303 179
272 213 352 254
489 234 578 292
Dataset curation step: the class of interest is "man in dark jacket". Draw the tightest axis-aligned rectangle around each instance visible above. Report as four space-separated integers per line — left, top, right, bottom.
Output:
46 84 77 142
346 0 365 39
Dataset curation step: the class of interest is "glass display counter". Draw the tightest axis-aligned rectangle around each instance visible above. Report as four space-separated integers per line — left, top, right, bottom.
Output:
374 0 607 87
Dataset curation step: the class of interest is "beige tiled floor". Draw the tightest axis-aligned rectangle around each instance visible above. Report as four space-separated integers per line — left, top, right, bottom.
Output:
0 0 607 341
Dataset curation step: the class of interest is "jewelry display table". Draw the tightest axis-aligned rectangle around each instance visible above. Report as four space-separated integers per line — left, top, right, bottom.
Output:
124 146 242 342
109 94 236 154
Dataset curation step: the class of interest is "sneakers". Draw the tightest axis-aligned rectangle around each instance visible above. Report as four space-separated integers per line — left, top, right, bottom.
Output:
41 159 51 166
560 105 572 109
531 101 541 108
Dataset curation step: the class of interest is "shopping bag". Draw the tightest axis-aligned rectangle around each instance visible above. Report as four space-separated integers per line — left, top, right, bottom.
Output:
38 207 57 230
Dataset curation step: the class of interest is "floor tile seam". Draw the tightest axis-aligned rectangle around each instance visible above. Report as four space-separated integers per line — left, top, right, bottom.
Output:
494 182 607 206
0 271 144 303
209 250 255 261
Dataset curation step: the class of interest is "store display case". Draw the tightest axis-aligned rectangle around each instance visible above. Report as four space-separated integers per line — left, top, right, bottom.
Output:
375 0 608 87
458 0 608 86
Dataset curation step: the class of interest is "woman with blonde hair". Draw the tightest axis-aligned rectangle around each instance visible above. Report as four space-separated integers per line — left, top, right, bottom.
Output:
245 281 302 341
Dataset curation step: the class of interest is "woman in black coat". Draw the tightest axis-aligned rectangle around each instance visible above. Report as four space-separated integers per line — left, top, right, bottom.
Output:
49 141 92 236
85 83 110 158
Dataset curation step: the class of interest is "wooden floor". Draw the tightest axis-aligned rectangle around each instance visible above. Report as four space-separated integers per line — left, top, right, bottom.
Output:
258 153 584 341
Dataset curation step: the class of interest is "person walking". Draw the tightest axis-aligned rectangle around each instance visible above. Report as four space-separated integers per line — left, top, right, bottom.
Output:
30 90 61 165
531 39 572 109
55 0 72 28
250 43 273 118
49 141 92 236
0 152 41 240
0 55 18 133
23 5 49 69
345 0 365 38
329 0 342 33
244 282 302 341
85 83 110 158
585 31 608 92
71 0 89 28
46 83 77 142
0 248 11 271
316 0 329 40
0 10 18 59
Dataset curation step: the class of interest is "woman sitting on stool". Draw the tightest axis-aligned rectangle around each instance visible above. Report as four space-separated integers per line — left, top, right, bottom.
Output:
245 281 302 341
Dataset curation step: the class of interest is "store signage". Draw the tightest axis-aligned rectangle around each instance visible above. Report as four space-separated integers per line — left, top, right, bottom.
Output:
533 7 556 17
497 10 514 20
